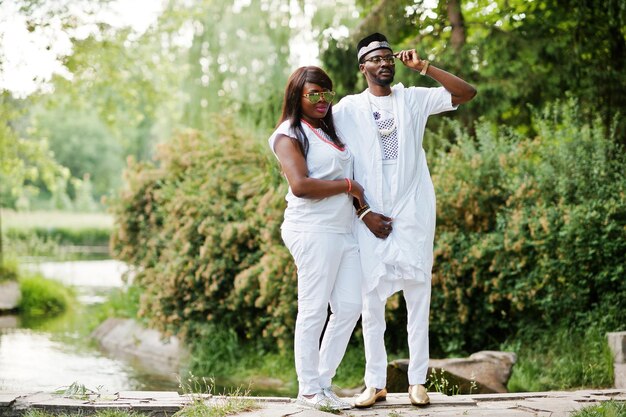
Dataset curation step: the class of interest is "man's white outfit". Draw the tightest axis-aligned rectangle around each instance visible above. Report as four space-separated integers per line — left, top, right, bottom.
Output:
334 84 457 388
269 120 362 399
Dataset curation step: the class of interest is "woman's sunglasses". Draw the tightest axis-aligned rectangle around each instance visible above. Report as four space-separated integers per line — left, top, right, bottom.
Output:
303 91 336 104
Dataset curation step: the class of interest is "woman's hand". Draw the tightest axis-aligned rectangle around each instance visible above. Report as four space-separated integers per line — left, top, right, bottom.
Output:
348 180 366 207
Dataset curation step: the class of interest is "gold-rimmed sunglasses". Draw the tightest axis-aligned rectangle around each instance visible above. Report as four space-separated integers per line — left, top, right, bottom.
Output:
303 91 336 104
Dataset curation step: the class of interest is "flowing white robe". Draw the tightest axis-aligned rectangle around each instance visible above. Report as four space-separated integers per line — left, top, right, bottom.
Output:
334 84 457 300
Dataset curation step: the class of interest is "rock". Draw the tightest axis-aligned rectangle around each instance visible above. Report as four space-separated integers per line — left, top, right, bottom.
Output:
387 350 517 394
0 281 20 311
615 364 626 389
0 315 19 329
607 332 626 364
91 318 187 376
608 332 626 389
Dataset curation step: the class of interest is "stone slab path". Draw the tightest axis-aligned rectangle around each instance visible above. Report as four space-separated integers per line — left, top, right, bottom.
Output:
1 389 625 417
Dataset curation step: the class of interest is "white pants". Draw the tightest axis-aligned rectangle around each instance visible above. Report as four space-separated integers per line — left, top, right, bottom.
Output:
362 279 431 388
282 229 362 395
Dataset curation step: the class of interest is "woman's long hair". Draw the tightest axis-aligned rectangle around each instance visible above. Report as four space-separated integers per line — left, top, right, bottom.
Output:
277 66 344 157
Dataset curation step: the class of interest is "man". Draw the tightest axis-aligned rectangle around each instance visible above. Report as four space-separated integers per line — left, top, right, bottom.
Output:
333 33 476 408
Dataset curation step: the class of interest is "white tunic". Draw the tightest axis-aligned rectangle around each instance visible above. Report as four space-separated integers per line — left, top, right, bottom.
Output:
269 119 354 233
334 84 457 299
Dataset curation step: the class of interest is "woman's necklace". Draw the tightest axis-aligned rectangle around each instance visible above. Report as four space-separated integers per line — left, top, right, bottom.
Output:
301 119 345 151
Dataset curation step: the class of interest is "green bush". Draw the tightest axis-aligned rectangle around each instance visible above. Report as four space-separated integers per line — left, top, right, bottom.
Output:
427 99 626 356
19 274 73 317
110 121 297 353
0 258 19 282
110 101 625 388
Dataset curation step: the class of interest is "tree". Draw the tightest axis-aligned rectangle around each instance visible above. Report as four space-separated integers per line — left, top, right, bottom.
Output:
321 0 626 141
0 93 68 262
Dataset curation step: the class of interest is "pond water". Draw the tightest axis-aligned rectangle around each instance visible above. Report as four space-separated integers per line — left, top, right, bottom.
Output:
0 260 180 393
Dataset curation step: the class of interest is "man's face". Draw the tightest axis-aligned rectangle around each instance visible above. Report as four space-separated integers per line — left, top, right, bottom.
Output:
359 48 395 87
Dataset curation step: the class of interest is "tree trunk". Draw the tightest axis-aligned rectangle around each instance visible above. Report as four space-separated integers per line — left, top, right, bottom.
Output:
447 0 466 52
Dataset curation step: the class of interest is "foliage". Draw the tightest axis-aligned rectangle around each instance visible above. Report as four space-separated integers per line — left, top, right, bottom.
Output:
0 257 18 282
175 374 259 417
6 228 110 247
425 99 626 356
31 107 124 200
332 342 366 389
111 99 625 389
55 381 101 400
504 324 614 392
0 94 69 209
18 274 73 317
570 401 626 417
3 210 112 259
323 0 626 142
427 367 477 395
110 119 296 354
91 285 143 324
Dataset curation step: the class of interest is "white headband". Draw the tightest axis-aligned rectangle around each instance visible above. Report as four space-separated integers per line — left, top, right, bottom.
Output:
357 40 391 61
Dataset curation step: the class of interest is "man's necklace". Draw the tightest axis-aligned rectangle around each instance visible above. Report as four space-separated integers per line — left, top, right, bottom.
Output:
367 90 397 136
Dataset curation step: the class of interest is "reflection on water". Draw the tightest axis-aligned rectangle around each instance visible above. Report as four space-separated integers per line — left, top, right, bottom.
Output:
0 329 140 392
2 259 295 396
0 259 179 393
22 260 130 304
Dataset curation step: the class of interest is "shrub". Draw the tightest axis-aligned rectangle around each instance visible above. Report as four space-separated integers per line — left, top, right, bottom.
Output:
110 120 297 353
19 274 73 317
0 258 19 282
426 99 626 356
110 100 626 382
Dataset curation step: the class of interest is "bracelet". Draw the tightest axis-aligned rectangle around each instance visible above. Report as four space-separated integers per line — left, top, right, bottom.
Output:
356 204 370 216
358 208 372 220
345 178 352 193
420 60 430 76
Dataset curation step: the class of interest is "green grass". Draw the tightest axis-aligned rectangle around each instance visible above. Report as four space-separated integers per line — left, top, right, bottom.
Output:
333 343 366 389
185 329 364 397
175 375 260 417
570 400 626 417
503 325 614 392
18 273 74 317
2 209 113 258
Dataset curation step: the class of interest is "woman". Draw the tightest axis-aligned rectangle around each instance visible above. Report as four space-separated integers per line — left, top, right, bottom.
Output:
268 66 364 410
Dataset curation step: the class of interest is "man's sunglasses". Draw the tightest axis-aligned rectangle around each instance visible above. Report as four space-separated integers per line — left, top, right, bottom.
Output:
363 55 396 65
303 91 336 104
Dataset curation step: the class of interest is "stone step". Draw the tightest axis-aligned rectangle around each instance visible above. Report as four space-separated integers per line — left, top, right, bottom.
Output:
1 389 624 417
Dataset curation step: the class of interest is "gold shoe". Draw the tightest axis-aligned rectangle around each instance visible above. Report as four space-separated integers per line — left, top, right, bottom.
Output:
409 384 430 406
354 387 387 408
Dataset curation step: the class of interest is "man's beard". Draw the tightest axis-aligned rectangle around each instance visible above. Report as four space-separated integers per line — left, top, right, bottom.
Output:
377 76 394 86
373 68 394 86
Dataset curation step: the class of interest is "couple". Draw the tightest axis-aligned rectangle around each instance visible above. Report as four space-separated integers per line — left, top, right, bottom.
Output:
268 33 477 410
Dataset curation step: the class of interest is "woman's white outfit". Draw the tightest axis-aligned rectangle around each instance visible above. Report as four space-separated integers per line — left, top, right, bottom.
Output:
269 120 362 396
334 85 457 388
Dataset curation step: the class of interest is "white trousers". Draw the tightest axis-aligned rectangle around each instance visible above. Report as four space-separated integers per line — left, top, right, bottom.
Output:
362 279 431 388
282 229 362 396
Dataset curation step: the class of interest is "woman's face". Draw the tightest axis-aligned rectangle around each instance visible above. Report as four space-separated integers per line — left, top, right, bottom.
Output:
300 82 332 126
